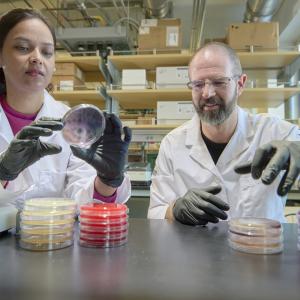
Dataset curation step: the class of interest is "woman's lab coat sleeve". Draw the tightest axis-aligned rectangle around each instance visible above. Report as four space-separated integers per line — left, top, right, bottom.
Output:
148 136 177 219
64 153 131 206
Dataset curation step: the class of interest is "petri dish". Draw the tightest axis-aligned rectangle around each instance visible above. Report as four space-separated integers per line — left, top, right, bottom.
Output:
24 198 76 212
79 215 128 225
228 239 283 254
80 229 128 239
62 104 105 148
80 222 128 233
229 231 283 246
79 236 128 248
21 223 74 235
21 210 75 221
19 238 73 251
21 219 75 226
229 217 282 237
80 203 129 217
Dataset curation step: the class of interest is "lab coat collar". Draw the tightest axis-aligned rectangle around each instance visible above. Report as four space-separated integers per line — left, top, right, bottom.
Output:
217 107 254 168
185 113 219 173
36 90 63 119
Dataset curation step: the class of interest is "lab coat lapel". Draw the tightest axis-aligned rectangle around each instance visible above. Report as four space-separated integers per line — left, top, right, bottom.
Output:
186 114 220 176
0 105 14 149
217 107 254 167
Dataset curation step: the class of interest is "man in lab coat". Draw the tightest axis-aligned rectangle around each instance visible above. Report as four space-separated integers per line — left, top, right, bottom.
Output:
148 42 300 225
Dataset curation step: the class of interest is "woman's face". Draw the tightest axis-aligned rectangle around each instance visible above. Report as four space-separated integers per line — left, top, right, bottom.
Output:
0 18 55 94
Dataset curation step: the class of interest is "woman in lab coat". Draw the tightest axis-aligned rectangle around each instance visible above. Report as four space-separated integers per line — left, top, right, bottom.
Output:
0 8 131 210
148 42 300 224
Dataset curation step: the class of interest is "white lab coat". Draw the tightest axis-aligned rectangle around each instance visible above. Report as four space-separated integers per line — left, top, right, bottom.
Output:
0 91 131 210
148 107 300 222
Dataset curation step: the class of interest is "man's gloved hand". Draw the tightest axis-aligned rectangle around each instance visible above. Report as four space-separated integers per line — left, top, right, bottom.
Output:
0 117 63 181
234 141 300 196
70 113 132 188
173 186 229 226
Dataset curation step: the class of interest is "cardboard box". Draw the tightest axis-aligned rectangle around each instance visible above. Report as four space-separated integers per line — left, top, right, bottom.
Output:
157 101 195 125
227 22 279 51
51 75 84 91
55 62 85 81
156 66 189 89
122 69 147 89
138 18 182 51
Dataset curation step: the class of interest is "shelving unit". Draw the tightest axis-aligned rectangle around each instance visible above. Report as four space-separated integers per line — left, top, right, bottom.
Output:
108 87 300 109
52 55 106 109
107 51 300 110
55 55 104 81
52 90 105 108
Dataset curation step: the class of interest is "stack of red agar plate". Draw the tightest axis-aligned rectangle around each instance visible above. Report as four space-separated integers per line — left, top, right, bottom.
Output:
79 203 129 248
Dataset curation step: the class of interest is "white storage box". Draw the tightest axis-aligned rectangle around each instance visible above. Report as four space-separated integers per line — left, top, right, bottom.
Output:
156 66 189 89
122 69 147 89
157 101 195 125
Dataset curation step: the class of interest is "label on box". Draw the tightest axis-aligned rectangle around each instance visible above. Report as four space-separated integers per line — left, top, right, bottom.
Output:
175 67 189 81
75 68 83 81
141 19 158 27
166 27 179 47
177 102 195 114
59 80 74 91
139 26 150 35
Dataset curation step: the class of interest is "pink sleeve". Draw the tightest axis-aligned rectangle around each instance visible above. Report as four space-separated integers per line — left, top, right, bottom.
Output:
93 189 117 203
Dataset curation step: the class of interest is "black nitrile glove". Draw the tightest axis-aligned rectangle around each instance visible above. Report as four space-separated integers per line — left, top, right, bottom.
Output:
173 186 229 226
0 117 63 181
70 113 132 188
234 141 300 196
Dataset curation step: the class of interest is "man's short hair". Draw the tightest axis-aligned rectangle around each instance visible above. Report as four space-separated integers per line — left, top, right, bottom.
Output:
189 42 242 76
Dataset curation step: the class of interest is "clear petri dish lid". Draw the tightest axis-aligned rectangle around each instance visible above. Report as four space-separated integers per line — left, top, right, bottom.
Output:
23 198 76 212
80 203 128 217
229 217 282 237
228 239 283 255
62 104 105 148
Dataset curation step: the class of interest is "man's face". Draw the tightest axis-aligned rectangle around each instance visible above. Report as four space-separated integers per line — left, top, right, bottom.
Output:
189 48 242 126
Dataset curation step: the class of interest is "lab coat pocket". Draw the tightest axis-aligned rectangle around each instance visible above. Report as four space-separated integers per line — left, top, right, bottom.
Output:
38 170 66 197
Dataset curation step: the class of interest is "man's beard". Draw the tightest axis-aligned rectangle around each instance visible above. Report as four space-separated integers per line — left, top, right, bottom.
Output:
193 91 237 125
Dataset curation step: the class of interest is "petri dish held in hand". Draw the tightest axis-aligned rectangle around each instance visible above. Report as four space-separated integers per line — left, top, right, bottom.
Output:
62 104 105 148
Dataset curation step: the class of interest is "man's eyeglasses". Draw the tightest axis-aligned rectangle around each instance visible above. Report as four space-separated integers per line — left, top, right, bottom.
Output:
187 75 241 91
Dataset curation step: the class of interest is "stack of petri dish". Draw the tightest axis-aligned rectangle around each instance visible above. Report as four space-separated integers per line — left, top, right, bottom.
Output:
79 203 129 248
228 217 283 254
19 198 76 251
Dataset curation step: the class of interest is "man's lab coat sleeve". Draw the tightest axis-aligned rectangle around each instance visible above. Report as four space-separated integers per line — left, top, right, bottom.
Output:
148 137 177 219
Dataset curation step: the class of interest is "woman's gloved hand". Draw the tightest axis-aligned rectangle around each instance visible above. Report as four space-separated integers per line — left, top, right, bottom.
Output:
234 141 300 196
70 113 132 188
0 117 63 181
173 186 229 226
